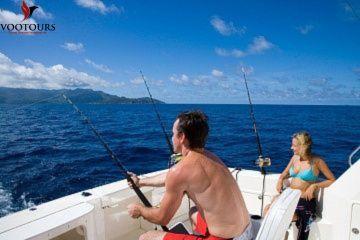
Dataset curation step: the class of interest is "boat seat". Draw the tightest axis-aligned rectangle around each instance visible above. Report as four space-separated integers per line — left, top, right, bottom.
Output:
283 177 324 217
314 187 324 218
254 188 301 240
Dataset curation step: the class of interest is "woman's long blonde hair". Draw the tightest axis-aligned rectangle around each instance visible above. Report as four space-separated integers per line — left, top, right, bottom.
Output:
292 131 312 159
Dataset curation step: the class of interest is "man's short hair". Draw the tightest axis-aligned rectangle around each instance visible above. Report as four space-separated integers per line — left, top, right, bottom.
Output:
176 110 209 149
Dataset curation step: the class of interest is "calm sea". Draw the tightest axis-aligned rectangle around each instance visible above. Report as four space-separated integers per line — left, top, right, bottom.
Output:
0 104 359 217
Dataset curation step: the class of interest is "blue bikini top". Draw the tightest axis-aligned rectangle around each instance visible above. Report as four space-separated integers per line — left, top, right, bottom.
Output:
289 160 318 182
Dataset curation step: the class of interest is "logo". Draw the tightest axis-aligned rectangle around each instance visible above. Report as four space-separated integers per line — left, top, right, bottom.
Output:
0 0 56 35
21 0 38 21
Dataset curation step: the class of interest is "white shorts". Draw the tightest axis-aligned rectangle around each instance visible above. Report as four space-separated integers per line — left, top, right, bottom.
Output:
233 222 255 240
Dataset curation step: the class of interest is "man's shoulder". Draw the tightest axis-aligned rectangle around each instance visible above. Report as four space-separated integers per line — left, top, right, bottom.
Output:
167 162 189 180
165 163 192 190
168 158 201 179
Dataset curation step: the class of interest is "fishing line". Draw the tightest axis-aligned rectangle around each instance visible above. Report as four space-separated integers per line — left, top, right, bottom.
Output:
62 94 169 232
9 93 64 111
241 67 271 217
345 0 360 21
140 71 182 167
6 90 95 112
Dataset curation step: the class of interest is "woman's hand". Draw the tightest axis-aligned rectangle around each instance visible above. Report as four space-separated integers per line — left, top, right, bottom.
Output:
276 178 284 193
304 183 318 200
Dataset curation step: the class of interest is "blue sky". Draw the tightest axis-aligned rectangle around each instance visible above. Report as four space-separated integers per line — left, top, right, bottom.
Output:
0 0 359 104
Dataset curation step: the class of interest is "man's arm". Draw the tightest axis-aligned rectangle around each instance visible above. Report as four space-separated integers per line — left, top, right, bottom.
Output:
141 172 167 187
128 171 167 187
128 168 185 225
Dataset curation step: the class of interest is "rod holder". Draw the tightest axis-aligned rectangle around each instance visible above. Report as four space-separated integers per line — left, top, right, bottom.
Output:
255 157 271 167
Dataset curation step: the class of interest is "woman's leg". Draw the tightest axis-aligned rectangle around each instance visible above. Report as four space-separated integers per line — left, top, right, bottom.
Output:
295 198 316 240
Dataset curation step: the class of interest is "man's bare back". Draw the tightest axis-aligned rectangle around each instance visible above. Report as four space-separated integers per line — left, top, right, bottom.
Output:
127 111 252 240
169 149 250 238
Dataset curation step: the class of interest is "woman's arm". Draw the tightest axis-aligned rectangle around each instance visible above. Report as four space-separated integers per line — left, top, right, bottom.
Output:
304 158 336 200
276 157 295 193
313 158 336 189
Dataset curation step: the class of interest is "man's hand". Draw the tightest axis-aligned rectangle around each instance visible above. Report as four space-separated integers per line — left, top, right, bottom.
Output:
127 203 143 218
127 171 140 188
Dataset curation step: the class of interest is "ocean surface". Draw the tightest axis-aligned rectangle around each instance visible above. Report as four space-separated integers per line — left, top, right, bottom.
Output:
0 104 359 217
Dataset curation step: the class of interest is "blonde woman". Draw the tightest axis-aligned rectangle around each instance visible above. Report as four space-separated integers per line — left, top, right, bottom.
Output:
274 131 335 240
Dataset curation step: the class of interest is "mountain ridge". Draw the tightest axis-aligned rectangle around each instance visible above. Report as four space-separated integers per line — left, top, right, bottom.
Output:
0 87 165 104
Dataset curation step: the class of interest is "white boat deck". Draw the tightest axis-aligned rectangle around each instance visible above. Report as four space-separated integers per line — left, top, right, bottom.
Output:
0 158 359 240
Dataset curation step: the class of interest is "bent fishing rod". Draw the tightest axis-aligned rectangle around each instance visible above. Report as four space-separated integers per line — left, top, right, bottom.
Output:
140 71 182 167
241 67 271 217
62 94 169 232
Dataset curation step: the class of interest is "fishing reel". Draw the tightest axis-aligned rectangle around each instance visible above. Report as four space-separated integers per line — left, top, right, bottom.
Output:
169 153 183 167
255 156 271 168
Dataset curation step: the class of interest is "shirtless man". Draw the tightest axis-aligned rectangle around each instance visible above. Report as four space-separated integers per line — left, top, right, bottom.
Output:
127 110 253 240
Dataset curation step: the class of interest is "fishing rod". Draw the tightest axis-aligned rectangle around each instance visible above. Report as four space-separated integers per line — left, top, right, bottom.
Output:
140 71 182 167
62 94 169 232
241 67 271 217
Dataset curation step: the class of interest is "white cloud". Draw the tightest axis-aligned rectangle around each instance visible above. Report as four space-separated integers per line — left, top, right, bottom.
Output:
219 82 230 89
231 49 247 57
129 75 163 88
215 48 246 57
239 65 254 75
344 2 353 12
33 8 52 19
61 42 84 53
170 74 189 84
214 48 228 56
351 87 360 97
113 82 125 88
192 79 204 86
211 69 224 78
0 52 110 89
130 77 143 85
297 24 314 35
170 73 212 87
0 9 37 24
192 75 210 87
210 16 246 36
308 77 330 87
215 36 273 58
342 2 360 21
247 36 274 54
354 67 360 76
75 0 121 14
153 80 164 87
85 58 112 73
246 74 355 103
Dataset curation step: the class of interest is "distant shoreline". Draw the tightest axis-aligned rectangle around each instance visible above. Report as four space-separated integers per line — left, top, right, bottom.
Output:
0 87 164 104
0 103 358 106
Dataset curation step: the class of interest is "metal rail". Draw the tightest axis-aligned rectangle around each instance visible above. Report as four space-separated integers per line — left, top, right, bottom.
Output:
349 145 360 166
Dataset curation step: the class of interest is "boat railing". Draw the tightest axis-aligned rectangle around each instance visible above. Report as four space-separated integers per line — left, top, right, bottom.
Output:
348 145 360 166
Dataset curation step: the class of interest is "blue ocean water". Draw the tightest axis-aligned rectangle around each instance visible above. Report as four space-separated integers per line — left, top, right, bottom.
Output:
0 104 359 217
